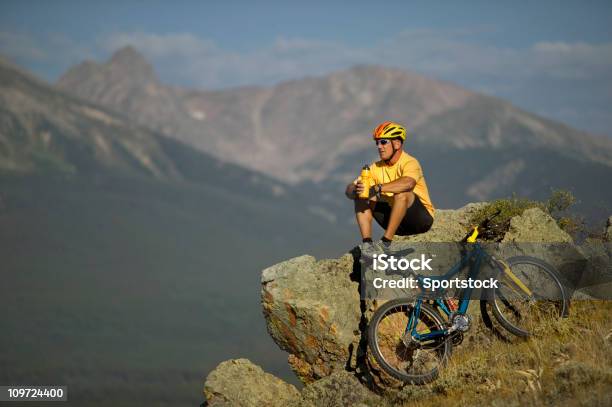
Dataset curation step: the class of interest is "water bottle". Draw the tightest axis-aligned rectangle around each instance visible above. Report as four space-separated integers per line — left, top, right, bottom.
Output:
359 165 371 199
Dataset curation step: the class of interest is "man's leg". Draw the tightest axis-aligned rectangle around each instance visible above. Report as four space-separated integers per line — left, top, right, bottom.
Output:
383 191 415 240
354 197 377 240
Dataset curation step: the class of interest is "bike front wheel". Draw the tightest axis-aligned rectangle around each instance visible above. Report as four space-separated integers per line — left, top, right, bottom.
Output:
490 256 569 337
367 299 451 384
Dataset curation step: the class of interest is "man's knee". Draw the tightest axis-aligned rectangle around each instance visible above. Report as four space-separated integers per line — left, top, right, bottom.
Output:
394 191 415 205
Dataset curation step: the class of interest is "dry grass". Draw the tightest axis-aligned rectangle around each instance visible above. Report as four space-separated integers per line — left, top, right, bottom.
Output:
385 301 612 407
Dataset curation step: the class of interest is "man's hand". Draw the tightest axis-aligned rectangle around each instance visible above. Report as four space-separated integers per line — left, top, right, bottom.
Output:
345 177 366 200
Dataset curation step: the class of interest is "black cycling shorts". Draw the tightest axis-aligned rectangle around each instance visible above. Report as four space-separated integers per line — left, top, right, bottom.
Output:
372 194 434 236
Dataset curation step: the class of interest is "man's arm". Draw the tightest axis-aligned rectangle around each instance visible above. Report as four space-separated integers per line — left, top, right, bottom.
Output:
347 176 415 199
378 176 416 194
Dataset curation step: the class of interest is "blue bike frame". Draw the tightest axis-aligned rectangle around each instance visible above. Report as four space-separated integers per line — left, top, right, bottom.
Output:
406 242 492 341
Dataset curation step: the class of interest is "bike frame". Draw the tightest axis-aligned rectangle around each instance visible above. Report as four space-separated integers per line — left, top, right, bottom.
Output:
406 242 493 341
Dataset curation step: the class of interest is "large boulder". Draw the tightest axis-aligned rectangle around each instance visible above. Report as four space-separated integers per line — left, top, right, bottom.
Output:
497 207 586 290
501 207 573 243
574 237 612 299
261 254 361 384
606 216 612 241
499 208 612 300
203 359 300 407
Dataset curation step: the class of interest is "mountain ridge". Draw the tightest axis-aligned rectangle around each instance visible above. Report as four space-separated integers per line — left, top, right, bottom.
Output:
55 47 612 188
0 56 298 201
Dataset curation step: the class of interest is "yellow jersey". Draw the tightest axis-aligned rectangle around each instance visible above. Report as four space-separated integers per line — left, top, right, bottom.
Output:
370 151 435 217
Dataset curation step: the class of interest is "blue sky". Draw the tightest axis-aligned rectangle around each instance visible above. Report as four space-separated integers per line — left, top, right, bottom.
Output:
1 0 611 136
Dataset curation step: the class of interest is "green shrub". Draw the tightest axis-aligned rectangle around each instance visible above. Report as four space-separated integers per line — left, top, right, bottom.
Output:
546 189 576 215
469 189 582 241
469 195 544 241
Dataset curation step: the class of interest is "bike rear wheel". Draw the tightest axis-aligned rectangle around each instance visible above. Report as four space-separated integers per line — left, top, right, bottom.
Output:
368 299 451 384
490 256 569 337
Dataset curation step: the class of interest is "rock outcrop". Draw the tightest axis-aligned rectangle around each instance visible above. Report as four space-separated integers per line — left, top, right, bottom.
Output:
501 207 573 243
203 204 611 406
261 254 360 383
498 207 586 288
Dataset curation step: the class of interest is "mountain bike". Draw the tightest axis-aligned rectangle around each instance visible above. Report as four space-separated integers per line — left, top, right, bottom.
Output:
367 210 570 384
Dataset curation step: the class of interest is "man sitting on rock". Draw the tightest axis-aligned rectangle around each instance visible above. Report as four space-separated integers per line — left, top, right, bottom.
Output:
345 121 435 251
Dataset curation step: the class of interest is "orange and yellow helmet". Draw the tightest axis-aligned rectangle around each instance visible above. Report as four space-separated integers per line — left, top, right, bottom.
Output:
372 121 406 141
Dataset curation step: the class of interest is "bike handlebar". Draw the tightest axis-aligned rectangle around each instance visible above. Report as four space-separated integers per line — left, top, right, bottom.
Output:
460 209 501 243
480 209 501 228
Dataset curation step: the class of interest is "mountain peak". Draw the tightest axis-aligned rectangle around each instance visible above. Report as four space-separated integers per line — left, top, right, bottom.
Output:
107 46 156 81
109 46 149 66
57 45 159 95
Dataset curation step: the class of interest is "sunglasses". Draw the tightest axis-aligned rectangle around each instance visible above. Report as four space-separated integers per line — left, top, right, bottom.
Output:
375 139 390 146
